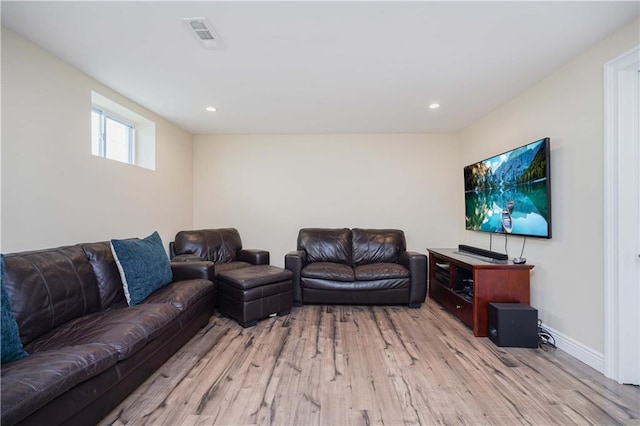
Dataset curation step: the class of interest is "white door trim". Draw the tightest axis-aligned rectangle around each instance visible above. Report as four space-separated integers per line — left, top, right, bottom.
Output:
603 45 640 384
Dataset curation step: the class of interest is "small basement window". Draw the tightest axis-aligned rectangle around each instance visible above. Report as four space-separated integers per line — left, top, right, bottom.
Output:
91 107 135 164
91 91 156 170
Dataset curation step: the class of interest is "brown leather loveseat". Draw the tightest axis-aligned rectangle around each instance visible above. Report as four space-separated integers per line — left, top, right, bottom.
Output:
1 241 215 426
285 228 427 307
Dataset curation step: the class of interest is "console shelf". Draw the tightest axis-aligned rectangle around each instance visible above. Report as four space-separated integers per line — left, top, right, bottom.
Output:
428 248 534 337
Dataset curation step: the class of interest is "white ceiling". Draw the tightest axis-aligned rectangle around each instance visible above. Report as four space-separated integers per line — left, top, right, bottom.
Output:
2 1 638 135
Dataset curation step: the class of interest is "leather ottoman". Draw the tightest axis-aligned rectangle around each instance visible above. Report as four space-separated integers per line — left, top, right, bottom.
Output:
217 265 293 327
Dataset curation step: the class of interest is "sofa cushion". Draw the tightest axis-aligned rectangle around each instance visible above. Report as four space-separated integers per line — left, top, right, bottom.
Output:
24 304 180 361
352 229 406 266
214 261 252 277
298 228 352 265
0 343 118 426
82 242 126 310
174 228 243 263
3 246 102 346
172 253 204 262
217 265 293 290
354 263 410 281
301 277 410 291
1 255 28 363
111 232 173 306
143 279 214 311
301 262 355 282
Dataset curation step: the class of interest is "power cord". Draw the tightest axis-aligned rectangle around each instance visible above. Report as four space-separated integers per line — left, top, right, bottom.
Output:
538 319 556 350
504 234 508 257
519 237 527 259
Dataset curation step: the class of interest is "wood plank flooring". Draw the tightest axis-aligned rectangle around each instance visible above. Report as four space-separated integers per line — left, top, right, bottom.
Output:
99 300 640 425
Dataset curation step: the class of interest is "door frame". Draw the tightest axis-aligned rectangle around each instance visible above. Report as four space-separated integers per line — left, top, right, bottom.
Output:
603 45 640 385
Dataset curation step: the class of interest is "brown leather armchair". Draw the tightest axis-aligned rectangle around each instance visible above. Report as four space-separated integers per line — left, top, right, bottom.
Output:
170 228 269 278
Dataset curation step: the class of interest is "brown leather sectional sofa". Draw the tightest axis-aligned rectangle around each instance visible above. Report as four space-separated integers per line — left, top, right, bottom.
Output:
1 227 425 425
285 228 427 307
1 241 215 426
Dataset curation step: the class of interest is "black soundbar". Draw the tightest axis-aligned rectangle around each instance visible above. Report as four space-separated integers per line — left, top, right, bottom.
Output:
458 244 509 261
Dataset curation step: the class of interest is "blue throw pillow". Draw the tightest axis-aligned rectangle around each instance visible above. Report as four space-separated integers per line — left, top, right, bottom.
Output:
1 254 29 363
110 232 173 306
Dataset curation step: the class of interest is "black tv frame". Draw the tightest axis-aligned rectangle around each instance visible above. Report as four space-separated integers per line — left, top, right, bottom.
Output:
464 137 552 239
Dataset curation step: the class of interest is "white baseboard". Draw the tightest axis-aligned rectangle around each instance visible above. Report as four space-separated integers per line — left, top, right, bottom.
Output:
540 323 604 373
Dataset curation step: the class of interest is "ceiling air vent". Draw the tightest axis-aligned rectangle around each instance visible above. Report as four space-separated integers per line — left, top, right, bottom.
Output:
182 17 224 50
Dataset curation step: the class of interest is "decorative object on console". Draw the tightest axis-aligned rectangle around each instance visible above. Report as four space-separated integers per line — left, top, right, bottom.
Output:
110 231 173 306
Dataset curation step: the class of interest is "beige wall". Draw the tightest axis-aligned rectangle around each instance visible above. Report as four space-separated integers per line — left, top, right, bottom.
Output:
193 133 461 267
3 16 637 370
459 19 639 355
1 28 194 252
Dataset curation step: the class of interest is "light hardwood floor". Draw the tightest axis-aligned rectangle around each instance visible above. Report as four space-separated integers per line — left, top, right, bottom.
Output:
99 300 640 425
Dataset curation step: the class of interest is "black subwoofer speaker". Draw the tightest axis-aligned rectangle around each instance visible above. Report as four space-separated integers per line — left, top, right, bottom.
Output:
488 303 538 348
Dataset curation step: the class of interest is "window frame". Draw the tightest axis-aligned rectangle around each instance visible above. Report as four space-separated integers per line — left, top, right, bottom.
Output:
91 105 136 165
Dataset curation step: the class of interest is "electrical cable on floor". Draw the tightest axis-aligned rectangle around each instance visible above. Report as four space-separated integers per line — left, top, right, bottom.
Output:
538 319 556 350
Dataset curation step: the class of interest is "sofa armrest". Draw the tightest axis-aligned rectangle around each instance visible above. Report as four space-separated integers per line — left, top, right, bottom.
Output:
238 249 270 265
285 250 306 306
399 251 428 307
171 261 215 282
171 253 204 262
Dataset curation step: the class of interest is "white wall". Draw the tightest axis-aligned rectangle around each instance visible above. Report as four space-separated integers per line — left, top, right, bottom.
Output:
193 133 461 267
459 19 639 360
1 28 194 252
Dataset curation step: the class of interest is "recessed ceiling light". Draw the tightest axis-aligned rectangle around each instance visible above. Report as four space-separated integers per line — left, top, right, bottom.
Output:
205 106 217 112
429 103 440 109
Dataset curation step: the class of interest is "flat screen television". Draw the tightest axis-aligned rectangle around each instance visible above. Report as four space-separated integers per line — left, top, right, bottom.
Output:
464 137 551 238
